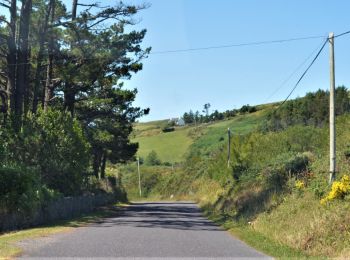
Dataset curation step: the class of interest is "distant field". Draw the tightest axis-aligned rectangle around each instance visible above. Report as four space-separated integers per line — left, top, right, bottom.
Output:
134 119 168 132
190 111 267 155
133 127 193 163
132 108 269 163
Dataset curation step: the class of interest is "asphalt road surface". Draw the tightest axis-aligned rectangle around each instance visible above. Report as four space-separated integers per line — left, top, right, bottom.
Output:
20 202 270 259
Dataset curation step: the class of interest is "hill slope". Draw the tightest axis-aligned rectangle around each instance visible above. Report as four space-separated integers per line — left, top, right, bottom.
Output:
133 127 193 163
132 109 268 163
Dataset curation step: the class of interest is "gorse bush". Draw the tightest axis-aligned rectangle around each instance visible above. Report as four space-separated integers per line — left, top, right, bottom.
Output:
321 175 350 204
295 180 305 189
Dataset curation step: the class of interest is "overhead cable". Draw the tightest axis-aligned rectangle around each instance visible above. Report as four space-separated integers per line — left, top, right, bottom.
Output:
274 38 328 111
150 35 326 54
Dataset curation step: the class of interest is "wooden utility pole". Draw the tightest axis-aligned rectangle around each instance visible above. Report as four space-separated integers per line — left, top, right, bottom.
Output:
329 32 336 184
137 157 142 197
227 128 231 168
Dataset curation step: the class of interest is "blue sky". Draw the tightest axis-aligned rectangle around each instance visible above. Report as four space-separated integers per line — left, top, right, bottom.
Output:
122 0 350 121
5 0 350 121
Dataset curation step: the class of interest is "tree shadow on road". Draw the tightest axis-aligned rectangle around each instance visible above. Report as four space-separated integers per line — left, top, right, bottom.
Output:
88 202 224 231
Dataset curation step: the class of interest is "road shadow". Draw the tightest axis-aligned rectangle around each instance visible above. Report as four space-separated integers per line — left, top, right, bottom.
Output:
88 202 222 231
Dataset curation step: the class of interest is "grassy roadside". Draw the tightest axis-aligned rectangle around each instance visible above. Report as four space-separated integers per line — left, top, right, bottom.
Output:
128 194 309 259
125 196 310 259
0 203 128 259
204 211 311 259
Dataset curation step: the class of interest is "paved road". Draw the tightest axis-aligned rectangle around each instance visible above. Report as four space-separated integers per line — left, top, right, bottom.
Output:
20 202 269 259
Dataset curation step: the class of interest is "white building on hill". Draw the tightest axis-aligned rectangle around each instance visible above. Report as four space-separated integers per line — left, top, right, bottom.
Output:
168 118 185 126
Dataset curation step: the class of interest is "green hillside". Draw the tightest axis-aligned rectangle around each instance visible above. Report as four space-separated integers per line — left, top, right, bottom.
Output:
132 109 268 163
133 127 193 163
191 110 267 156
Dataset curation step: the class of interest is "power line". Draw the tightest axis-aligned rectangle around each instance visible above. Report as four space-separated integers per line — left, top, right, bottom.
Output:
150 30 350 55
5 54 135 66
264 38 327 103
334 30 350 38
6 35 321 66
8 34 328 66
274 38 328 111
150 35 326 54
3 30 350 67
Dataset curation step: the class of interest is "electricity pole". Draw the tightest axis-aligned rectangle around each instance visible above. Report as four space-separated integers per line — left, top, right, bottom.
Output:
329 32 336 184
227 128 231 168
137 157 142 197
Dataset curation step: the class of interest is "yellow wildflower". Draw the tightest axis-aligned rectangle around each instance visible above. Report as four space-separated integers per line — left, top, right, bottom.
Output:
320 174 350 204
295 180 305 190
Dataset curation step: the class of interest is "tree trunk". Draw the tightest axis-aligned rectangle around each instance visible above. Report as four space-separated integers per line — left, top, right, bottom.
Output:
23 45 31 116
64 85 75 115
15 0 32 130
6 0 17 114
43 0 56 112
100 152 107 179
93 151 102 179
72 0 78 20
43 59 53 111
62 0 78 115
33 0 54 113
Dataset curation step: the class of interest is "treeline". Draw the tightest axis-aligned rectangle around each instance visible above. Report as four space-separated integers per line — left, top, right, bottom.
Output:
0 0 149 214
182 103 257 124
262 86 350 131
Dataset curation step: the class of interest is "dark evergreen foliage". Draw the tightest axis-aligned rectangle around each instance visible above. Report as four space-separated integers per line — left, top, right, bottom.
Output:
0 0 150 212
262 87 350 131
182 104 257 125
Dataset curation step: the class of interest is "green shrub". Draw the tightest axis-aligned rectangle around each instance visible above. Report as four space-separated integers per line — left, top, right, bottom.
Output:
162 127 175 133
107 175 117 186
0 165 60 214
284 153 310 177
4 109 90 195
262 169 287 191
145 150 162 166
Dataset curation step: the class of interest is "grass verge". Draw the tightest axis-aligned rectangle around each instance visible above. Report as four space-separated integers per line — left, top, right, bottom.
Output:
204 212 312 259
0 202 127 259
